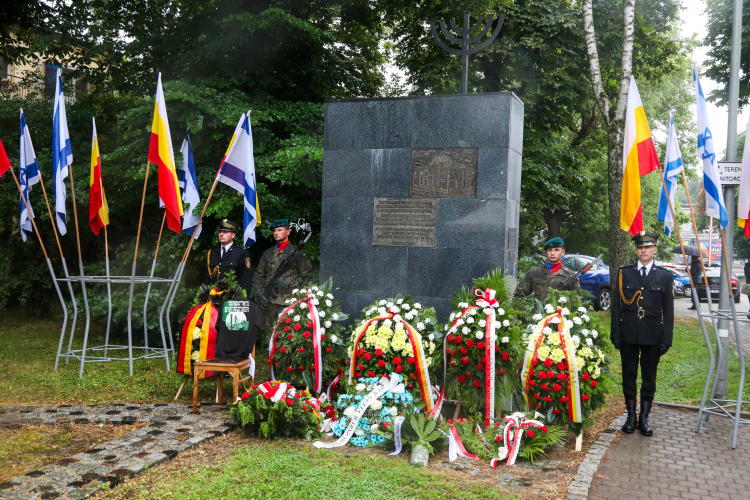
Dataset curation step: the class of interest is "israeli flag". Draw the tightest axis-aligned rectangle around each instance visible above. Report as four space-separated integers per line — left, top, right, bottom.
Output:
20 109 40 242
657 113 684 237
52 68 73 235
217 112 259 247
178 129 202 239
694 63 728 228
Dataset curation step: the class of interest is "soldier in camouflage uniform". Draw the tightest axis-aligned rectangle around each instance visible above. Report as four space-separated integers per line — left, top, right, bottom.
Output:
513 237 581 301
252 219 314 330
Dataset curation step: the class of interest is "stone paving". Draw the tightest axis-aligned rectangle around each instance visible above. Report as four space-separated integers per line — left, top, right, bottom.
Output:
0 404 237 500
587 405 750 500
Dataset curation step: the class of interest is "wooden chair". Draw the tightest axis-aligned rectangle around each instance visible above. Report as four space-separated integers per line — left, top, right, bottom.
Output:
192 348 255 414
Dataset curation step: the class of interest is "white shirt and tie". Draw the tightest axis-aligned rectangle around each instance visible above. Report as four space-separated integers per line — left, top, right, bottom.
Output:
637 260 654 277
220 242 233 259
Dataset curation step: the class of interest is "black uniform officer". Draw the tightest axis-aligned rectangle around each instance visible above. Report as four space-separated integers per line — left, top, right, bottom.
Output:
203 219 254 294
611 231 674 436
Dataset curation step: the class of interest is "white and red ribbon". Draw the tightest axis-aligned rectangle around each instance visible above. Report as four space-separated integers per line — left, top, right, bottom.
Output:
491 412 545 467
442 423 480 462
428 385 445 421
474 288 498 428
326 372 343 400
257 381 289 403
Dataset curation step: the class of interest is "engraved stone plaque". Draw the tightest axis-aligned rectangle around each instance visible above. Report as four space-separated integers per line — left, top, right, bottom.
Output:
506 227 518 264
411 148 478 198
372 198 437 247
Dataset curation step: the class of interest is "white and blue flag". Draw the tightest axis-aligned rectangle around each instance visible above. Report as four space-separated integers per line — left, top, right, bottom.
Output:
657 113 684 237
20 109 40 242
217 112 259 247
52 68 73 235
694 63 728 228
178 129 202 239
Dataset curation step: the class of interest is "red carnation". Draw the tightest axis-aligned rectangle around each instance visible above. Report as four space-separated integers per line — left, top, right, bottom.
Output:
280 347 287 353
538 371 547 380
544 358 554 367
552 409 561 414
367 371 375 377
196 320 203 326
477 342 485 350
527 430 535 438
383 421 389 429
534 393 542 400
582 373 590 381
495 345 499 352
449 349 457 356
375 349 383 356
298 348 305 353
557 362 566 370
582 394 590 402
303 331 311 338
326 347 332 353
455 336 463 344
544 396 553 402
287 334 294 340
553 383 562 392
558 372 567 381
473 380 481 388
560 396 569 403
408 384 414 389
358 363 364 370
457 375 467 383
536 403 541 408
359 348 365 356
285 318 292 324
547 370 555 379
591 380 597 388
302 405 307 411
378 360 386 368
396 365 403 373
364 352 372 361
393 357 402 365
410 373 415 380
476 363 484 371
294 324 301 331
541 384 549 391
460 347 468 355
307 321 313 327
241 391 250 401
284 326 290 332
447 334 455 343
286 399 294 405
295 393 301 399
542 426 548 433
251 385 258 389
287 366 293 372
495 435 502 443
461 357 470 365
356 372 361 377
465 372 472 378
298 365 305 370
466 339 475 348
527 378 534 385
498 369 506 375
501 352 510 361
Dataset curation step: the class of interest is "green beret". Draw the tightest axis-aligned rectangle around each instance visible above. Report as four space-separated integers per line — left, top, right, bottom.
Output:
217 219 240 233
544 237 565 250
270 219 289 229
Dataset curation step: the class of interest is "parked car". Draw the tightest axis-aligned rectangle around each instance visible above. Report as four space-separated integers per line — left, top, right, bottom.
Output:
696 266 740 303
561 254 611 311
664 267 691 297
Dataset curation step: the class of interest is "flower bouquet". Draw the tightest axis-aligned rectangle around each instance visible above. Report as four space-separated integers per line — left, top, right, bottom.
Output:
269 278 349 395
346 296 441 412
229 380 324 440
521 289 608 433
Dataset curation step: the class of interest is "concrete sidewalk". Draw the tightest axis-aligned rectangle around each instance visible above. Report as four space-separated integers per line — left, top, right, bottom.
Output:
587 405 749 500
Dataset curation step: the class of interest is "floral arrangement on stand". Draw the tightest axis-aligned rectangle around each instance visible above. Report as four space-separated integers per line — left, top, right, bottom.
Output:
520 289 608 434
229 380 324 440
268 278 349 395
346 296 442 412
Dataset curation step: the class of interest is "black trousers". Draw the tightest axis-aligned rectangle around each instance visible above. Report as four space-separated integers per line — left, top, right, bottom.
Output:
620 343 661 402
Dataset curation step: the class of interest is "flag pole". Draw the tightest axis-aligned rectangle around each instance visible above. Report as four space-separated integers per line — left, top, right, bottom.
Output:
125 160 151 376
7 165 70 371
143 212 166 350
99 173 113 357
66 164 93 378
36 170 80 365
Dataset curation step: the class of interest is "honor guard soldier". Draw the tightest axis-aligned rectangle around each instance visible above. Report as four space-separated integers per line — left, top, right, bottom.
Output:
611 231 674 436
252 219 313 330
203 219 254 293
513 237 581 301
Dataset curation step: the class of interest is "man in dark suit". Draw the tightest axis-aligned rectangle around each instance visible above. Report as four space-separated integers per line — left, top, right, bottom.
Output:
611 231 674 436
203 219 254 294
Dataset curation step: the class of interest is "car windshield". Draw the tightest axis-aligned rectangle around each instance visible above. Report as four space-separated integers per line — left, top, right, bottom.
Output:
670 269 686 277
562 257 577 271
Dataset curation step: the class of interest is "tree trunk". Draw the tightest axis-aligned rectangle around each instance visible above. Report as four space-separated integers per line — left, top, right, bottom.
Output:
542 208 566 239
582 0 636 271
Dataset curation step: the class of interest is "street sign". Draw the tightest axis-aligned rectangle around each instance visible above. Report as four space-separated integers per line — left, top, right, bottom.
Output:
718 161 742 185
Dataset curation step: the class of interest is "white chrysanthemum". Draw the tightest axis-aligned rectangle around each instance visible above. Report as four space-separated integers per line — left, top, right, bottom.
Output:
333 313 339 320
478 319 486 328
319 311 326 318
344 406 356 418
580 328 590 336
582 314 590 323
564 320 573 330
371 424 380 432
428 333 434 341
384 319 393 327
317 290 324 297
469 308 478 316
311 298 320 306
532 313 543 321
292 288 299 294
572 316 582 325
545 303 555 313
355 428 364 436
484 308 493 315
536 345 550 360
379 300 387 305
561 308 570 316
293 315 301 322
497 308 505 316
396 298 403 305
394 314 402 322
378 307 387 316
403 303 411 310
578 307 587 313
558 296 567 304
550 317 560 324
319 327 326 335
192 327 201 340
586 338 593 347
356 383 366 391
390 406 398 416
542 326 553 335
307 313 312 320
550 348 565 363
330 335 338 343
467 317 475 324
300 302 308 309
501 336 509 344
591 330 598 339
571 335 580 345
503 320 510 327
327 293 333 299
325 299 332 307
475 331 484 340
417 322 426 331
461 326 470 335
325 321 332 328
444 324 449 331
458 302 467 309
594 367 601 378
414 303 422 309
387 302 394 308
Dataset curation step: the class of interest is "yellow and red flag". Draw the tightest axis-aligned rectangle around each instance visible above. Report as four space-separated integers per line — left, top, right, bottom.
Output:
89 118 109 235
621 76 661 235
147 73 183 233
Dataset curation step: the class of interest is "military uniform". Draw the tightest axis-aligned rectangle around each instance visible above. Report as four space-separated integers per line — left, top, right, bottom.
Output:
513 264 580 301
252 220 313 329
611 231 674 436
203 219 254 294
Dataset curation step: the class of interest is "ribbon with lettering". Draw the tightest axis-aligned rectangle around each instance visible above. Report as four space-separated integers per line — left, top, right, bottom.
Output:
313 373 405 449
387 415 406 456
491 412 546 467
473 288 498 428
438 423 480 462
269 291 324 394
177 302 218 378
349 307 434 413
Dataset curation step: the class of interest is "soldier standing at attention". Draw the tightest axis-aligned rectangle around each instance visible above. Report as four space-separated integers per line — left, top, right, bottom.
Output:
513 237 581 301
252 219 313 330
203 219 253 294
611 231 674 436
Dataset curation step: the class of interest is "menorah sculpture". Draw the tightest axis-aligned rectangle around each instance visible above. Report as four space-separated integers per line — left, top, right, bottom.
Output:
431 11 505 94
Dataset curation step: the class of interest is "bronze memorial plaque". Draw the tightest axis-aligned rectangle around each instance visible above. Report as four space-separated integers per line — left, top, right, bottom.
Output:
372 198 438 247
411 148 478 198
